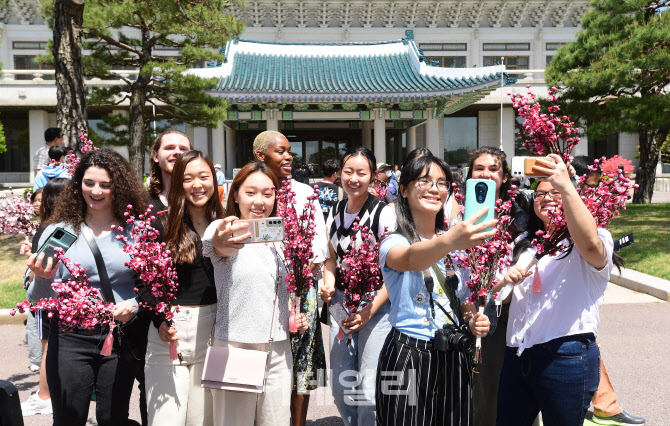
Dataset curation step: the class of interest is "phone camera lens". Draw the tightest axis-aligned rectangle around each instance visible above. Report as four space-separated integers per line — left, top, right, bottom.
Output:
54 230 64 239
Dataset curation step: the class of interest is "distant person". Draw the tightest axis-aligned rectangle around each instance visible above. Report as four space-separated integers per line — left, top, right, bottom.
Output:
33 145 70 192
375 163 398 204
33 127 63 175
392 164 401 180
292 162 312 185
214 163 226 186
315 158 341 220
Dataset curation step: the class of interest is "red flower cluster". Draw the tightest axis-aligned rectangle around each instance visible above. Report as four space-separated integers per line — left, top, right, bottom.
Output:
339 218 387 314
11 248 115 331
0 188 38 238
580 157 637 229
454 186 519 307
65 130 98 175
117 205 178 320
118 205 181 360
276 178 318 296
511 86 580 163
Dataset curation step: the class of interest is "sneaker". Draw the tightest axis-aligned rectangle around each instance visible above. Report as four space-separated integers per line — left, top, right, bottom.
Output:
20 391 52 416
592 411 645 425
28 364 40 372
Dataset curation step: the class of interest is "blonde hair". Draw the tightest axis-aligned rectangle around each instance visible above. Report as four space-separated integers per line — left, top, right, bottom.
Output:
253 131 285 158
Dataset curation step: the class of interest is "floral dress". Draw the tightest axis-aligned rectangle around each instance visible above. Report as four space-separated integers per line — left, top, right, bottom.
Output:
291 283 327 392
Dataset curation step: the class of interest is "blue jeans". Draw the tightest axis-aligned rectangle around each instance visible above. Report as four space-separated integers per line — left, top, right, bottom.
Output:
329 290 392 426
497 333 600 426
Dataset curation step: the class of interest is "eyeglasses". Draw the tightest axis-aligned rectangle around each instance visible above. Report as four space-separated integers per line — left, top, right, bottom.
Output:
416 178 450 193
534 190 562 201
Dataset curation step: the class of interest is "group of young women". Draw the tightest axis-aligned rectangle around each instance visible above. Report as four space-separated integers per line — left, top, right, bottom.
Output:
25 128 612 426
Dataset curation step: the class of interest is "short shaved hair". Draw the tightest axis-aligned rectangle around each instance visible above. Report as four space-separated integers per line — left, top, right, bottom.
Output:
253 131 286 156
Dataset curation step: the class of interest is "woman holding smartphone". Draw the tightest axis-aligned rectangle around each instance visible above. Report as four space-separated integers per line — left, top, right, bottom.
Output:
320 146 396 426
376 152 494 426
144 151 224 425
202 161 308 425
27 149 148 426
496 154 612 426
463 146 522 426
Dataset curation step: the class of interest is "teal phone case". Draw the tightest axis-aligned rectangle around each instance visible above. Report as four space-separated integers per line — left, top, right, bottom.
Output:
35 227 77 268
464 179 496 232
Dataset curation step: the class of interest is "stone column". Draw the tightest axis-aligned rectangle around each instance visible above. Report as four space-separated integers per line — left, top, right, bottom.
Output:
501 107 515 156
374 111 386 163
28 110 49 183
407 126 417 153
212 121 225 171
425 110 441 157
266 109 279 132
225 124 236 178
362 121 372 150
192 127 209 152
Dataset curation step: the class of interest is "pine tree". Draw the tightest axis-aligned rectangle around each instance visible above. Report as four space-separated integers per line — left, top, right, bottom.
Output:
47 0 243 174
51 0 88 148
546 0 670 204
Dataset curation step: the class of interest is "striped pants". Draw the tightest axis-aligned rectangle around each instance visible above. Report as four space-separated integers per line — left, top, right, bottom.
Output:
375 328 474 426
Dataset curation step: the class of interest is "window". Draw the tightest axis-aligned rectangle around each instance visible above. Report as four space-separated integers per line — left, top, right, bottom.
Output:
444 117 477 166
419 43 467 51
546 55 554 66
425 56 467 68
546 42 567 51
13 55 53 80
12 41 48 50
0 116 30 173
483 43 530 51
589 134 619 159
484 56 529 78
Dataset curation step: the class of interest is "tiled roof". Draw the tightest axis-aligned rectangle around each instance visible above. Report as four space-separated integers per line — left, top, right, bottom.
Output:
188 32 514 103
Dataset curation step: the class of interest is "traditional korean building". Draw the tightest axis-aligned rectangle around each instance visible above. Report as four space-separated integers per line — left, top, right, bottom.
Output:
188 31 512 170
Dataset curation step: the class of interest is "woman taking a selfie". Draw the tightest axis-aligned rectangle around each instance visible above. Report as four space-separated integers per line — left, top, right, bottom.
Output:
144 151 224 425
320 146 396 426
376 152 494 426
27 149 148 426
202 161 308 426
496 154 612 426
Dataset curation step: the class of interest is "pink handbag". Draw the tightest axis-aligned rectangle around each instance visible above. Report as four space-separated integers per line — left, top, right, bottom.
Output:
201 256 281 393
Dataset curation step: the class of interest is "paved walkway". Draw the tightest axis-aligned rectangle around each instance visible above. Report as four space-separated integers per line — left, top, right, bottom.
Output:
2 282 665 426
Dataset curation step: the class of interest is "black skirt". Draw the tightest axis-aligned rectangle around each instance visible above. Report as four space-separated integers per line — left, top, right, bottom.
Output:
376 328 474 426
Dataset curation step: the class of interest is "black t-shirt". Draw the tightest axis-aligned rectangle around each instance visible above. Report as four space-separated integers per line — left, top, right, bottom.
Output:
315 181 341 220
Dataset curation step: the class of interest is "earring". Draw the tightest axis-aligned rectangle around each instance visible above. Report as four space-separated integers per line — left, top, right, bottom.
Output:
234 200 238 203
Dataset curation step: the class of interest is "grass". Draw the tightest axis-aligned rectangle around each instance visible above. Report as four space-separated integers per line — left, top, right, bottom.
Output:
609 203 670 281
0 235 29 309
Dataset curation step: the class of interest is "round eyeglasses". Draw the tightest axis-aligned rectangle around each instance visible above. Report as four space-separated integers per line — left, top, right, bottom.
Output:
416 178 450 193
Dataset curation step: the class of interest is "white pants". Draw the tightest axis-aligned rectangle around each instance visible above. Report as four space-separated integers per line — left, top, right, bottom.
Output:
145 304 216 426
211 338 292 426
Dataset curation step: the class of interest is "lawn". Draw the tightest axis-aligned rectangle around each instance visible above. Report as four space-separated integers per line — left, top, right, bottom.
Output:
609 203 670 281
0 235 29 309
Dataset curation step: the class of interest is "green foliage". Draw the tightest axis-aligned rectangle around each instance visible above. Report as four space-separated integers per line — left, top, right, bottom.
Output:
546 0 670 138
42 0 244 149
661 135 670 164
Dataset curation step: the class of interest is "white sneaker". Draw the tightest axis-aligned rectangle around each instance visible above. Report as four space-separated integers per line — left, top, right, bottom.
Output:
29 364 40 372
21 391 52 416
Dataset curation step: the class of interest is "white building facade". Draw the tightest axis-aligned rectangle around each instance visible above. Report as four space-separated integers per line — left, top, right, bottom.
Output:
0 0 640 183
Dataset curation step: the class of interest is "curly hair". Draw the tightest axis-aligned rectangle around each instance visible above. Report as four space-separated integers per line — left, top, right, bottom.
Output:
48 148 149 232
465 146 512 202
148 129 192 198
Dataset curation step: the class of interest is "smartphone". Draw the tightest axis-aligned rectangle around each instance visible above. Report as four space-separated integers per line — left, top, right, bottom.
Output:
328 302 352 334
511 156 554 178
35 227 77 268
464 179 496 233
231 217 284 243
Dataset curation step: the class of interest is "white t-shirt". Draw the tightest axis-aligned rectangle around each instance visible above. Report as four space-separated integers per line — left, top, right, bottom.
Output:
292 179 329 263
507 228 614 355
342 204 397 240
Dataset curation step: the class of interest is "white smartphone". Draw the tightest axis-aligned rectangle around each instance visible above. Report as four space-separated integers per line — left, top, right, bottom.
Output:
231 217 284 243
328 302 352 334
511 156 554 179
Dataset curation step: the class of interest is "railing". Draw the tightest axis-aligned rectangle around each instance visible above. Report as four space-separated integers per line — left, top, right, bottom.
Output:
1 69 140 83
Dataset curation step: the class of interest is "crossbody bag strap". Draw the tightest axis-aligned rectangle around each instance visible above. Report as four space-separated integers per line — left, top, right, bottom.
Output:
81 224 115 304
430 263 463 323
